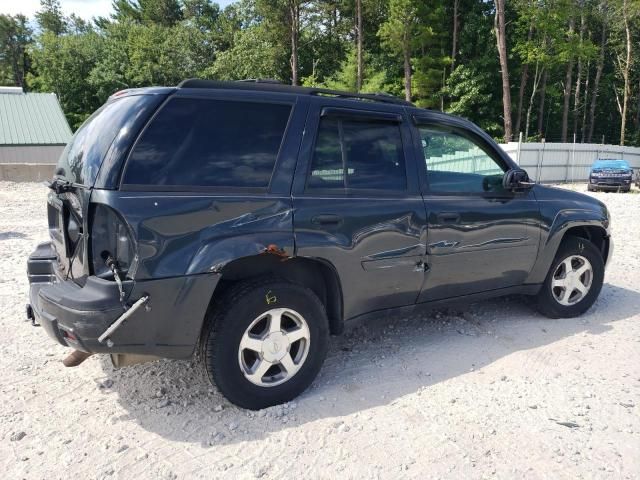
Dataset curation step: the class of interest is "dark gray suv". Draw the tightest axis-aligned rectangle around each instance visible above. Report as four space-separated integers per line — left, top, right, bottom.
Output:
27 80 612 409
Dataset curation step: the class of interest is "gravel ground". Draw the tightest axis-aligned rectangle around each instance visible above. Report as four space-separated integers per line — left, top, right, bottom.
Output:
1 181 639 479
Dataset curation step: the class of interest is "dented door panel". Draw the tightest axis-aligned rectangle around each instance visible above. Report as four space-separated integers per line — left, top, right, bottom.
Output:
90 190 296 280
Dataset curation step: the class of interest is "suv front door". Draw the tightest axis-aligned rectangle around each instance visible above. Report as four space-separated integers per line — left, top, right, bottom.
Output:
292 100 427 320
412 116 540 302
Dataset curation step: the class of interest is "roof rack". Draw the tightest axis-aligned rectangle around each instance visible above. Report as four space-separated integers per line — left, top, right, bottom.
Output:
177 78 412 106
236 78 283 84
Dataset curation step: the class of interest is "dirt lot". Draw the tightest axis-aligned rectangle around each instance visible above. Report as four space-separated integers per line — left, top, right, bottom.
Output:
1 181 639 479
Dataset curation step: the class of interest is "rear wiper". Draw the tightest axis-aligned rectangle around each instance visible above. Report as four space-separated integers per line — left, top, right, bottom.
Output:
44 178 90 194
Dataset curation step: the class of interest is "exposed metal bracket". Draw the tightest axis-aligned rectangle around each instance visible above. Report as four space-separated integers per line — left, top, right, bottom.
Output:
98 295 149 345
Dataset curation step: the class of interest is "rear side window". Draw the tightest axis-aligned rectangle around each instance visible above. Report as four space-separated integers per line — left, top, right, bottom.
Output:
307 116 406 192
123 98 291 188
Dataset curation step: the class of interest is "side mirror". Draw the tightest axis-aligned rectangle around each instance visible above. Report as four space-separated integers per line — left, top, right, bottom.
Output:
503 168 534 191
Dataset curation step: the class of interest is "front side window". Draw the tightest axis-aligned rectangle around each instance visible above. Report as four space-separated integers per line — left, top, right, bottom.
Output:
307 116 406 192
418 127 506 194
123 98 292 188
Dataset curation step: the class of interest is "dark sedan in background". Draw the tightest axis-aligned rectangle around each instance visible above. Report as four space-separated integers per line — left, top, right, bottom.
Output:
588 159 633 192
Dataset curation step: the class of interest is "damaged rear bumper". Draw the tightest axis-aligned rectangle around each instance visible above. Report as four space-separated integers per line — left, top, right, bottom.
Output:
27 242 220 359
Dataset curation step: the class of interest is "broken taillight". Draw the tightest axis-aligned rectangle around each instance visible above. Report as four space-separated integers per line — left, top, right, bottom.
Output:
90 204 137 280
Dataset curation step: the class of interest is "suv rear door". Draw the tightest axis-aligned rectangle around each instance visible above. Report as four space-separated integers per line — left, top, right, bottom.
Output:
292 99 427 320
411 113 540 302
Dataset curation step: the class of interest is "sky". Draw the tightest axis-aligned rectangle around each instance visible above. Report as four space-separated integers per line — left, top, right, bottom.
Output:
2 0 237 21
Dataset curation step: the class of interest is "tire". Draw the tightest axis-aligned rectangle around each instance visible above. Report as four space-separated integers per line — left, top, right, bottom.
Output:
536 236 604 319
587 185 595 192
201 279 329 409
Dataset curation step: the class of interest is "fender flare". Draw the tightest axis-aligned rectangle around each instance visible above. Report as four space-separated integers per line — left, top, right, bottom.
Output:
526 208 610 285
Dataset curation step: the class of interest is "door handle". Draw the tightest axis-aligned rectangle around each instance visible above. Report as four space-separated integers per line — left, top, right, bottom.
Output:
312 214 343 226
436 213 461 224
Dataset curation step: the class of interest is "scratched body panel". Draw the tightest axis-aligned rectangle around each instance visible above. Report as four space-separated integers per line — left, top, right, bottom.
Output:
418 190 541 302
293 196 427 319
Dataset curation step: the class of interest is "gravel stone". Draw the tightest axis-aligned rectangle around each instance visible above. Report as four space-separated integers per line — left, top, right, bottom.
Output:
10 431 26 441
1 182 639 479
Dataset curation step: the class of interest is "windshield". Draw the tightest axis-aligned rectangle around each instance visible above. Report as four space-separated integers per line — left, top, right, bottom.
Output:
592 160 630 170
55 95 152 186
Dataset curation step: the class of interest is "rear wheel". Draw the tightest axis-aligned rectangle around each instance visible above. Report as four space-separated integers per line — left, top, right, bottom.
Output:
201 279 329 409
536 236 604 318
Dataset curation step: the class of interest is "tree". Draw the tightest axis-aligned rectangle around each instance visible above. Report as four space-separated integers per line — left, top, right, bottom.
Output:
572 4 586 139
29 30 104 128
445 0 502 135
611 0 637 145
19 0 639 144
139 0 183 26
587 2 608 143
35 0 67 36
111 0 142 23
208 22 286 81
451 0 460 72
561 5 576 142
355 0 363 90
0 14 32 88
514 19 533 137
494 0 512 142
253 0 312 85
110 0 183 26
379 0 421 101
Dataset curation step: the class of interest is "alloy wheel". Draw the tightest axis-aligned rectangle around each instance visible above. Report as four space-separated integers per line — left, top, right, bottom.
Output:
238 308 311 387
551 255 594 306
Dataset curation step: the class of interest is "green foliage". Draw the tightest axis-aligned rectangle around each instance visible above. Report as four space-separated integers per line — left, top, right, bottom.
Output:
306 46 400 96
378 0 420 56
207 22 288 81
28 30 104 128
35 0 67 35
0 14 32 87
445 63 501 137
0 0 636 144
112 0 183 26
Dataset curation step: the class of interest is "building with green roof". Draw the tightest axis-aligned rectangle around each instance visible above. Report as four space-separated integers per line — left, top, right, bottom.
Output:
0 86 72 181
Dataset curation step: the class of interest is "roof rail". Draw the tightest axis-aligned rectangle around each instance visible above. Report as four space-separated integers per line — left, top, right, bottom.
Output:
176 79 412 106
236 78 283 84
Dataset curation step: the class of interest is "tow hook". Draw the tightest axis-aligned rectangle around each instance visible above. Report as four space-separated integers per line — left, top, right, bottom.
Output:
62 350 93 367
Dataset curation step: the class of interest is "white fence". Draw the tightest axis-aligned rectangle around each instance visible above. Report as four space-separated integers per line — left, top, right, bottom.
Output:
426 145 502 176
499 142 640 183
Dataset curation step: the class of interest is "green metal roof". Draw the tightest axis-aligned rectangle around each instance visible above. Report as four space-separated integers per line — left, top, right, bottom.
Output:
0 92 72 145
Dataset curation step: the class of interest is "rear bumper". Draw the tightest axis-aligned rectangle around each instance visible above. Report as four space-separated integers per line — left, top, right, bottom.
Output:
27 242 220 359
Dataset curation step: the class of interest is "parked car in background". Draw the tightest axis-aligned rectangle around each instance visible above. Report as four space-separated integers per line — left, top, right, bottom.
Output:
588 159 633 192
634 168 640 189
27 80 613 409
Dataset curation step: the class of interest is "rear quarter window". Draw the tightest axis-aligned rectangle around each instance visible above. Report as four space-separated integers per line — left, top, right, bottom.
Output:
56 95 154 186
122 97 292 189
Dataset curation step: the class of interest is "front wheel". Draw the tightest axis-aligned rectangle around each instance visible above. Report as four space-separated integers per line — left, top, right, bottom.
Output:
536 236 604 318
201 279 329 409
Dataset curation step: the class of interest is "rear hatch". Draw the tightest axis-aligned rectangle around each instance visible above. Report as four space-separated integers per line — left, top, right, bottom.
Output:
48 93 167 284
